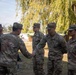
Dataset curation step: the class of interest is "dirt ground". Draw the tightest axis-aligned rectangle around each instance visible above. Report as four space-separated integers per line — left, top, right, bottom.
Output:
18 42 68 75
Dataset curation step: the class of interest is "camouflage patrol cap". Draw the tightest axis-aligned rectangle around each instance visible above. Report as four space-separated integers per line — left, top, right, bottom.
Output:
46 22 56 29
13 22 23 29
33 23 40 28
68 24 76 30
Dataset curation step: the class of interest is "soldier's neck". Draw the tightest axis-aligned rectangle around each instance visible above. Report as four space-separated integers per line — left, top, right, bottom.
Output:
50 32 56 37
35 31 39 33
11 32 18 36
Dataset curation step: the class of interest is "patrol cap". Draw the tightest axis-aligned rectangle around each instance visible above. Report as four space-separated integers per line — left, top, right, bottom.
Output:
46 22 56 30
13 22 23 29
68 24 76 31
33 23 40 28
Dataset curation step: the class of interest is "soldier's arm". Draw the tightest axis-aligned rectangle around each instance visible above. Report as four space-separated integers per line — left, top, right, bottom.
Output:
33 36 47 55
0 37 1 51
40 32 44 39
59 36 67 54
18 38 32 58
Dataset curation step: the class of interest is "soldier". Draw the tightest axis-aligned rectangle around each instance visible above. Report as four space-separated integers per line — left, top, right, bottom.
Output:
32 23 45 75
32 22 67 75
0 22 32 75
0 24 3 54
67 25 76 75
0 24 3 36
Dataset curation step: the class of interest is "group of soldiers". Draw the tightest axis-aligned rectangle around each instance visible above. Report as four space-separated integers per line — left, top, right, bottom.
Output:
0 22 76 75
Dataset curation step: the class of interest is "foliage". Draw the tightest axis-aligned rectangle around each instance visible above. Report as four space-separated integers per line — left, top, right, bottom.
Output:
48 0 68 33
16 0 76 33
16 0 51 33
3 25 12 33
69 0 76 25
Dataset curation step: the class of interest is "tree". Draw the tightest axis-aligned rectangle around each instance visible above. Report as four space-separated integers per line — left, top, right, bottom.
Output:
3 26 8 33
16 0 76 33
48 0 70 33
16 0 51 33
7 25 12 32
69 0 76 25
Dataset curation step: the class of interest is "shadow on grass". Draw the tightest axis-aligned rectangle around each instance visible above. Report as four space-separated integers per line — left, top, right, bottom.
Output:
62 61 68 75
18 53 68 75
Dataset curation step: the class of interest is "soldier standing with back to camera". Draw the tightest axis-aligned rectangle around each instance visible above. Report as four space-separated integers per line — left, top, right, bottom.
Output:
0 22 32 75
0 24 3 49
0 24 3 36
32 23 45 75
67 25 76 75
32 22 67 75
0 24 3 61
0 24 3 65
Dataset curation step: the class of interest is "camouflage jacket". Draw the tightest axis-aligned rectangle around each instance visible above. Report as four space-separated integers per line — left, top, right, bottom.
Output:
32 31 44 55
0 33 32 67
35 33 67 60
0 33 3 51
67 38 76 70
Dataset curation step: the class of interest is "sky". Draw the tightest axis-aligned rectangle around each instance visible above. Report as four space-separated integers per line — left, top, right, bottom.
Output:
0 0 21 26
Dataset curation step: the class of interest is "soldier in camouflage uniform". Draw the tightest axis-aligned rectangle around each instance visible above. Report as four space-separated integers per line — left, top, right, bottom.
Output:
0 24 3 36
0 24 3 58
32 22 67 75
0 24 3 63
32 23 45 75
0 22 32 75
67 25 76 75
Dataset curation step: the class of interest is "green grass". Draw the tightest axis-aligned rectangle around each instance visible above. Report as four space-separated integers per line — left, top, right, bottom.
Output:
17 52 67 75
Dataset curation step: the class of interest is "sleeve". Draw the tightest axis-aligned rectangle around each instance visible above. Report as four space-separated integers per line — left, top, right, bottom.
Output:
59 36 67 54
0 37 1 51
18 38 32 58
72 41 76 52
40 32 44 39
35 36 47 52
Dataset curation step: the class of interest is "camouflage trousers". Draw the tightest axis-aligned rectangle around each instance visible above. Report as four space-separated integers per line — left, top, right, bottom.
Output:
0 65 17 75
47 59 62 75
68 70 76 75
33 55 45 75
68 62 76 75
0 66 9 75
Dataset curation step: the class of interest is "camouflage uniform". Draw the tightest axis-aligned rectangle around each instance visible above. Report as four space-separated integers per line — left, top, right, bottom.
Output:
34 23 67 75
67 38 76 75
0 24 6 75
0 24 3 37
0 24 3 52
32 23 45 75
0 23 32 75
67 25 76 75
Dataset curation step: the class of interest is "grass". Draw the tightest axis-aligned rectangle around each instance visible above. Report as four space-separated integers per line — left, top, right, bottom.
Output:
17 42 68 75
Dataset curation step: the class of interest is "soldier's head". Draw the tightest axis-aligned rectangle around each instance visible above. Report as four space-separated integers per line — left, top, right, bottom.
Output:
46 22 56 36
12 22 23 35
68 24 76 36
33 23 40 32
0 24 3 34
